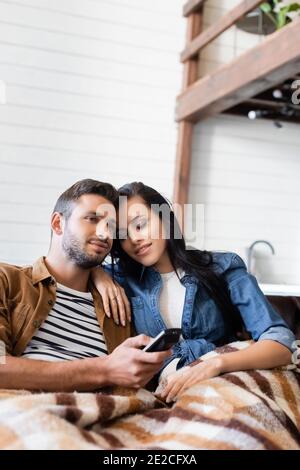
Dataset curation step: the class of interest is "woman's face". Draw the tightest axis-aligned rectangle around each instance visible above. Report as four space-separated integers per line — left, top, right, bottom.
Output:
118 195 168 268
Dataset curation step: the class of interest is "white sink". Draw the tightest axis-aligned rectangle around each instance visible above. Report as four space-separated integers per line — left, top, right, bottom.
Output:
259 283 300 296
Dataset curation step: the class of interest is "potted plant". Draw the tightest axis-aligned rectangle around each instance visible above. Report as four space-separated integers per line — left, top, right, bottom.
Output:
260 0 300 29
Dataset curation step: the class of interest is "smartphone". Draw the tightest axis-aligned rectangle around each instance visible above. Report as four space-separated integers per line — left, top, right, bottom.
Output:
143 328 182 353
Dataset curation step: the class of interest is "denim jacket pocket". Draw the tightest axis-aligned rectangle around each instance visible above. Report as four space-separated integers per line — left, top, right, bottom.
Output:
194 296 225 340
130 296 156 336
130 296 144 309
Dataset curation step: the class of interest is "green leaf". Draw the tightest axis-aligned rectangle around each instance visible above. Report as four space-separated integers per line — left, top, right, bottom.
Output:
277 7 290 28
260 2 272 12
288 4 300 12
260 0 300 29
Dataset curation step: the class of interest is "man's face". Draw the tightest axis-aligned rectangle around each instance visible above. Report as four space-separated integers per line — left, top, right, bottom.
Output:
61 194 116 269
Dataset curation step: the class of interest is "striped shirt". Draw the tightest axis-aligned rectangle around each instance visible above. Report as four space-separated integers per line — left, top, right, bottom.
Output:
22 283 108 362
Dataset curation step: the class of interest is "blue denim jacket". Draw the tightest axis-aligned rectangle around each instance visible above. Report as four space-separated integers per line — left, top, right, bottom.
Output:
104 252 295 367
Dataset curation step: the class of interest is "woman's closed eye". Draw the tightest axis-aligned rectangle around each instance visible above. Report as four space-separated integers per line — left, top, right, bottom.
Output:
131 218 148 233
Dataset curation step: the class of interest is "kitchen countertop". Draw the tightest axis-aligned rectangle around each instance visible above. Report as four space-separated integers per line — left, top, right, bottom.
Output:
259 283 300 296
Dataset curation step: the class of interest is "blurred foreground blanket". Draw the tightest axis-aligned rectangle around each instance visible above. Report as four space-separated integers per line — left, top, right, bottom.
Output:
0 341 300 450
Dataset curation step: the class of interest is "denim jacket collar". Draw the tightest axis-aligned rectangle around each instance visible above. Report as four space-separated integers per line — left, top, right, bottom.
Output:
139 265 199 287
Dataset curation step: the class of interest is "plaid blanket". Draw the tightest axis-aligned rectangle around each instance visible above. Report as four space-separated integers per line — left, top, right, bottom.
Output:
0 341 299 450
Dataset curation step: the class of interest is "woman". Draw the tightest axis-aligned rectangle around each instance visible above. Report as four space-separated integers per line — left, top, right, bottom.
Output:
94 182 295 402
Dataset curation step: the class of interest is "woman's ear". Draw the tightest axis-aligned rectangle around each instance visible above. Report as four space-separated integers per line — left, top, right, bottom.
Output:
51 212 64 235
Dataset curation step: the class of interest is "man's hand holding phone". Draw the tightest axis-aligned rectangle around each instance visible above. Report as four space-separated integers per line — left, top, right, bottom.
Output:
104 334 173 388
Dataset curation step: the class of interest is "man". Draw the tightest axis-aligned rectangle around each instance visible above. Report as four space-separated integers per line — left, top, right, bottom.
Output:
0 179 170 391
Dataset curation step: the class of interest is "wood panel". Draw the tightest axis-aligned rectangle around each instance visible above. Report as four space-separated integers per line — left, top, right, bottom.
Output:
176 18 300 121
181 0 262 61
183 0 206 17
173 10 203 205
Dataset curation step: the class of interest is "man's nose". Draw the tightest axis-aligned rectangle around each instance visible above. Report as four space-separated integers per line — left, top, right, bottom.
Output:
97 232 108 241
96 227 110 241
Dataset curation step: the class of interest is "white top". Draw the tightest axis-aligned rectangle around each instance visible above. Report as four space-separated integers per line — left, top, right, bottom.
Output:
158 270 186 380
22 283 108 362
159 270 186 329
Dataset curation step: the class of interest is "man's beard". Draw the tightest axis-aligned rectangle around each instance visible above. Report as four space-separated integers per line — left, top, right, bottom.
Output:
62 231 105 269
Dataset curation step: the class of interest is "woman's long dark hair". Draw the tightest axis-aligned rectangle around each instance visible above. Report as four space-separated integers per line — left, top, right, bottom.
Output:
113 182 244 338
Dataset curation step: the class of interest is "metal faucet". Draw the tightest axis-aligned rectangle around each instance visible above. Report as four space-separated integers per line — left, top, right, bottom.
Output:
247 240 275 274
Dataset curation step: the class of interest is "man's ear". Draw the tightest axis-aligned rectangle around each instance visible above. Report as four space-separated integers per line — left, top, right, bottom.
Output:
51 212 64 235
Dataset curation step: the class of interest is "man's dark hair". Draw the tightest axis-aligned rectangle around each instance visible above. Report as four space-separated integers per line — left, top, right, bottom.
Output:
53 179 118 220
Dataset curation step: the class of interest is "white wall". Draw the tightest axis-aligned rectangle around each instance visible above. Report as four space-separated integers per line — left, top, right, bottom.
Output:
189 115 300 285
0 0 185 265
189 0 300 284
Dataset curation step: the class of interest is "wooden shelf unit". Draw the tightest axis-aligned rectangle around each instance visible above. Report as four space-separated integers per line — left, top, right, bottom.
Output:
173 0 300 205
